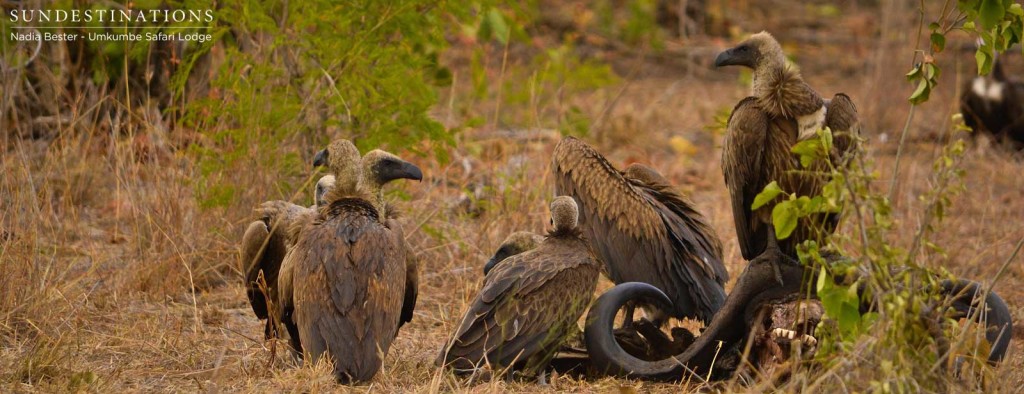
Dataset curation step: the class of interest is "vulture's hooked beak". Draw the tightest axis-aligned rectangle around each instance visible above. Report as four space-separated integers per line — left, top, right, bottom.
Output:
714 45 755 68
382 160 424 183
312 149 329 168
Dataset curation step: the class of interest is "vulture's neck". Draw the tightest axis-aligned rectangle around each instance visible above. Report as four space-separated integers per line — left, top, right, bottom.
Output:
751 56 812 119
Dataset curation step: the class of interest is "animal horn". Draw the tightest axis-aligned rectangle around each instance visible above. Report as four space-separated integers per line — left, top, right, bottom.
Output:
584 282 679 378
586 259 809 380
939 279 1013 363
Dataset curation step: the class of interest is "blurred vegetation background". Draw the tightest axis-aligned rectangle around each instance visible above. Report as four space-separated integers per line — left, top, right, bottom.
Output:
2 0 1023 392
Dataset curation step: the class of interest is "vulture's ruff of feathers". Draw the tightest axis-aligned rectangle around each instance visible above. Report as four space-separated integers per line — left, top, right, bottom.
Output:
438 197 600 376
552 137 727 322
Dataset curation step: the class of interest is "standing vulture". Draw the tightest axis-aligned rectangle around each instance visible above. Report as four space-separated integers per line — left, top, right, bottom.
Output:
355 149 424 330
715 31 860 266
438 197 600 379
960 56 1024 147
552 137 727 323
482 231 544 276
241 174 336 338
283 139 423 383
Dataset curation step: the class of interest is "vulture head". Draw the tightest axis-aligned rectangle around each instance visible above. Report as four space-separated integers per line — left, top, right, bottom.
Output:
714 31 785 71
312 139 361 195
483 231 544 276
357 149 423 214
549 195 580 234
314 175 336 208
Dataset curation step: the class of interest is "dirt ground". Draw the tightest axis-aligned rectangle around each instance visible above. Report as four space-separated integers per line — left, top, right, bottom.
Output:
3 1 1024 392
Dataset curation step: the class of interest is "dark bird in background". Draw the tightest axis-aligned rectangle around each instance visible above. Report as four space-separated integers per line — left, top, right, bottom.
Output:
282 139 423 383
552 137 727 324
241 174 336 339
716 31 860 269
438 196 600 381
483 231 544 276
960 55 1024 148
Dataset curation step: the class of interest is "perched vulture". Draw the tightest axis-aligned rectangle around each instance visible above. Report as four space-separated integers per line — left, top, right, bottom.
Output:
438 197 600 379
241 174 336 338
960 56 1024 147
716 31 860 263
283 139 423 383
552 137 727 323
482 231 544 276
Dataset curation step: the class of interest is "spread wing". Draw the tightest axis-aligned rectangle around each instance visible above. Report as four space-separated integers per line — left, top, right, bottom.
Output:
439 242 598 372
723 97 771 261
292 200 406 381
553 137 727 321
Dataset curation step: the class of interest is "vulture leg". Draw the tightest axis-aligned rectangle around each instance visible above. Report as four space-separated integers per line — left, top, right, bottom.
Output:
750 230 798 286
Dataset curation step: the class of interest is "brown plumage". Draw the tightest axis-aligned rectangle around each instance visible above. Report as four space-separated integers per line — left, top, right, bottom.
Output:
717 33 860 262
483 231 545 276
715 31 826 139
552 137 727 322
283 140 423 383
241 175 335 338
438 197 600 377
960 57 1024 147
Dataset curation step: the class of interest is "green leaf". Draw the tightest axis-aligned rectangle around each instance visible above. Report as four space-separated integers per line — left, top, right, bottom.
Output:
980 0 1006 29
976 49 992 75
752 181 783 209
930 32 946 53
908 78 930 104
1010 3 1023 16
791 138 823 168
772 201 798 240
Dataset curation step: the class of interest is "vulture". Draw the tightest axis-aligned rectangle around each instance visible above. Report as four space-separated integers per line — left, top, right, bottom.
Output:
438 196 600 380
282 139 423 383
714 31 827 140
356 149 423 330
552 137 727 323
241 174 336 338
715 31 860 266
960 56 1024 147
482 231 544 276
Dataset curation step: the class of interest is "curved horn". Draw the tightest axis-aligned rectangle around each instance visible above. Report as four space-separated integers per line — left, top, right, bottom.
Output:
584 282 680 378
586 259 810 380
940 279 1013 363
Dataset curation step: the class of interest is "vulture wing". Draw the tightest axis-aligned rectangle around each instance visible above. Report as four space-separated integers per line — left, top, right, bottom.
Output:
553 137 727 321
242 200 309 320
439 239 599 373
291 199 407 382
386 218 419 329
825 93 861 161
723 98 773 261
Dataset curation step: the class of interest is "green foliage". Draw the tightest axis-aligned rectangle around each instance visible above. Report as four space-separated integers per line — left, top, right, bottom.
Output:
957 0 1024 74
175 0 484 208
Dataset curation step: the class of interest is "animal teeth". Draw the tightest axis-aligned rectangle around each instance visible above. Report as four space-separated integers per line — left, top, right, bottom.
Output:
801 334 817 346
771 328 797 340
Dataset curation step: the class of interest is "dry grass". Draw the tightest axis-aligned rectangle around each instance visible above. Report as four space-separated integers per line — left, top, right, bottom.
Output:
3 1 1024 392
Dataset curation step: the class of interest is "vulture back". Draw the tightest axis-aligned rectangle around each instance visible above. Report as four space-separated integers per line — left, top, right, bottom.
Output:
291 198 407 383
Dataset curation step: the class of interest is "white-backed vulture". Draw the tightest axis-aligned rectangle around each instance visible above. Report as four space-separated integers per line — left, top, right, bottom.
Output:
241 174 336 338
961 56 1024 147
283 139 423 383
483 231 544 276
437 196 600 379
714 31 827 139
552 137 727 323
716 31 860 266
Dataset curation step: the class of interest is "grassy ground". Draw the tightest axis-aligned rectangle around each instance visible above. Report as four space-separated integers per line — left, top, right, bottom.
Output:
3 1 1024 392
